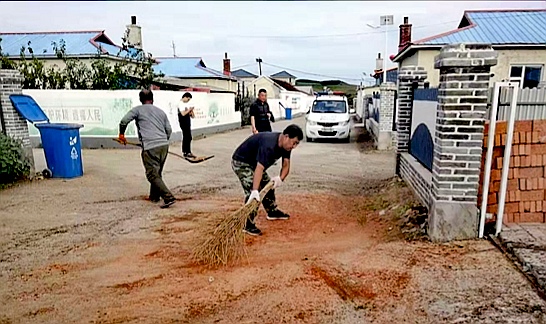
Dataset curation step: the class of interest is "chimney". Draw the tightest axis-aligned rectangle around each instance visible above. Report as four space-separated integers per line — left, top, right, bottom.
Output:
398 16 412 52
375 53 383 71
126 16 143 50
223 52 231 76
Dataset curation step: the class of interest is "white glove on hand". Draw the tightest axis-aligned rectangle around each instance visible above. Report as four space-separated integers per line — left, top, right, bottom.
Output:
246 190 260 205
272 176 283 189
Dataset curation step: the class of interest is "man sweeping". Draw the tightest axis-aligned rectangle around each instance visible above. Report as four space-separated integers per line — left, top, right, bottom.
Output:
118 89 176 209
231 124 303 236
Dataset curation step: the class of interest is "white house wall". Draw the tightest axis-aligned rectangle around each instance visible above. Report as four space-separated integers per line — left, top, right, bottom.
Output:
23 89 239 147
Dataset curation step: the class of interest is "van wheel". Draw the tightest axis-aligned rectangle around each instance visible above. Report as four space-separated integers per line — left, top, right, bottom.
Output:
342 136 350 143
306 137 313 143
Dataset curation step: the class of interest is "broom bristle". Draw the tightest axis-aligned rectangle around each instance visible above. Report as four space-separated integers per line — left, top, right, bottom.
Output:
192 182 274 267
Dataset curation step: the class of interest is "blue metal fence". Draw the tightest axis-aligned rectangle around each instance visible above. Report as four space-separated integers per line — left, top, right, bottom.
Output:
413 88 438 101
409 88 438 172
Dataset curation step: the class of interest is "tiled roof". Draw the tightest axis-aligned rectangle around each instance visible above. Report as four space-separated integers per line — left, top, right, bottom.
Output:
415 9 546 45
153 57 236 80
271 70 296 78
231 69 257 78
271 78 306 93
0 31 137 57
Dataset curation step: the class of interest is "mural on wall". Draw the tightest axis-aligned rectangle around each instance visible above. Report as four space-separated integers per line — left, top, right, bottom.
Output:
27 96 136 137
207 102 220 124
24 90 240 138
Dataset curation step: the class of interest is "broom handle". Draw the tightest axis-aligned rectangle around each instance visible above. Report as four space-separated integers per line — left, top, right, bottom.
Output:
259 181 275 199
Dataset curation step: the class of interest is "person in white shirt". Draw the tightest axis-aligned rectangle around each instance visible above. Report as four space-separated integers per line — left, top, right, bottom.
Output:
177 92 196 158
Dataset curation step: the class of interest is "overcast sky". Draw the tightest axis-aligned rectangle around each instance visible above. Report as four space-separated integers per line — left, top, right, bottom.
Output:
1 1 544 84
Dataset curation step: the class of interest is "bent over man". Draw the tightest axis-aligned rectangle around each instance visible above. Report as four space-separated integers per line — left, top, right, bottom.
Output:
118 89 176 209
231 124 303 235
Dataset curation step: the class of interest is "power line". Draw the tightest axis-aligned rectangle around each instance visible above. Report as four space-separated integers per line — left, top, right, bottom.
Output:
226 19 460 39
224 11 546 39
261 61 363 82
231 62 255 70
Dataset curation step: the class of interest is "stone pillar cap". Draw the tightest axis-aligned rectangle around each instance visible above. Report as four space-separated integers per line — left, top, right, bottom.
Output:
434 43 498 69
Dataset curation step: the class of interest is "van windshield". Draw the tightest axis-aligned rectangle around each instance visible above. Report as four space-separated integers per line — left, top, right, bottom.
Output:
312 100 347 113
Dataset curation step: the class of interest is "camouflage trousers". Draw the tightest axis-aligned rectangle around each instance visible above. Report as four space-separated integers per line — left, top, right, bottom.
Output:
231 160 277 223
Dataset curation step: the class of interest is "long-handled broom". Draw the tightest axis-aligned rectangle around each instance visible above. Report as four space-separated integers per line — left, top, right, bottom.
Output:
192 181 275 267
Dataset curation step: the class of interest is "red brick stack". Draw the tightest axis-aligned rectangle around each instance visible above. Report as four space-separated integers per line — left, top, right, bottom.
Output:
479 120 546 223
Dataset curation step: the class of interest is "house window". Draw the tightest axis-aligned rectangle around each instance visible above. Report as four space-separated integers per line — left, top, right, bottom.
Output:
509 65 543 88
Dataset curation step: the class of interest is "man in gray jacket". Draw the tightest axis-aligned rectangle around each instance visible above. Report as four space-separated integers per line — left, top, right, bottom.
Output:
118 89 176 209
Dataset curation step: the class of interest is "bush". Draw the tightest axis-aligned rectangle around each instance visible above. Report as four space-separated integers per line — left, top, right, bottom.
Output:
0 133 32 185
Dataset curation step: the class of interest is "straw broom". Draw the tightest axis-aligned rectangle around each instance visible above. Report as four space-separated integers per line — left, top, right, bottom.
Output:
192 181 275 267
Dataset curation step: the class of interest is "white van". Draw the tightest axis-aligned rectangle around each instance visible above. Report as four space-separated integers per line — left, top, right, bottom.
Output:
305 94 351 142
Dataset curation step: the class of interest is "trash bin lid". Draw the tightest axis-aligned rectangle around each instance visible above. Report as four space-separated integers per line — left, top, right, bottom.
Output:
35 123 83 129
9 94 49 124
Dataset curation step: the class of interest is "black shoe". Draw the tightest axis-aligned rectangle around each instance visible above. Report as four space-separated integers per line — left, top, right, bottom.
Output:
267 210 290 221
160 198 176 209
150 198 160 203
243 222 262 236
184 153 197 159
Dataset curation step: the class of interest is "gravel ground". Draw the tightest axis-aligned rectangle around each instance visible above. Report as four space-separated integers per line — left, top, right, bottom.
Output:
1 117 545 323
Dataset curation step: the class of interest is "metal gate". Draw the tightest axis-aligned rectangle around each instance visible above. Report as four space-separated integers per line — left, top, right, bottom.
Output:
479 81 520 238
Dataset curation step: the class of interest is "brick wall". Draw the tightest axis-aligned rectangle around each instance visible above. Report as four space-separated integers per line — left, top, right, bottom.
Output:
0 69 34 173
480 120 546 223
428 43 497 242
400 153 432 208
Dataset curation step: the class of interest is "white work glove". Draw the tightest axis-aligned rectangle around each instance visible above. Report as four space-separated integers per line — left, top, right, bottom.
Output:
246 190 260 205
272 176 283 189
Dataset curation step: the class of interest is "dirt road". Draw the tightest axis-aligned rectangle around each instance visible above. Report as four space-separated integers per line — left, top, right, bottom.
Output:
1 118 545 323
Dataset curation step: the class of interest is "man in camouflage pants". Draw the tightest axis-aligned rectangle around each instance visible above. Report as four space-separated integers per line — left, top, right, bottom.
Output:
231 124 303 236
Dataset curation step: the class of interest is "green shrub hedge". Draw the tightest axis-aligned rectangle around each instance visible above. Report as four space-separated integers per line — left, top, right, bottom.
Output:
0 133 31 185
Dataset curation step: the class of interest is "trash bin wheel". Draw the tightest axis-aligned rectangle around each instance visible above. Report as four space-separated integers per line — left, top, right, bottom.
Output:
42 168 52 179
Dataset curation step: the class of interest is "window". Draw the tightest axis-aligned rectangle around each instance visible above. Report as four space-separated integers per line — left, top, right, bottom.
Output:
312 100 347 113
509 65 543 88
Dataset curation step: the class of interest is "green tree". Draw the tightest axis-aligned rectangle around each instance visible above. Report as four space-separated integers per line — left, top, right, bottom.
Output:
0 27 164 90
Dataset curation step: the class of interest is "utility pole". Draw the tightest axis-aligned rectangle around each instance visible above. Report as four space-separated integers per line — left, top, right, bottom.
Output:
171 41 177 57
255 57 263 76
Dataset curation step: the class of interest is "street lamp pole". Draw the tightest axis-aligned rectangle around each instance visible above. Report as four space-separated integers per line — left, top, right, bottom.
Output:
380 15 394 84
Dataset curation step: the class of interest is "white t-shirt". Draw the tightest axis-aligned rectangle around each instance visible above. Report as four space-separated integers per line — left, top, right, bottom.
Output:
177 101 191 115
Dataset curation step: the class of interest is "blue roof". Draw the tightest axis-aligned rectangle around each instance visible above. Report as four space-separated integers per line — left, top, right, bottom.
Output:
231 69 257 78
0 31 134 57
153 57 235 79
270 70 296 78
416 10 546 45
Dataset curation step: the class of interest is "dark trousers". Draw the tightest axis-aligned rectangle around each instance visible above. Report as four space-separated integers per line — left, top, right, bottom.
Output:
181 125 192 154
231 160 277 224
256 122 272 133
141 145 175 202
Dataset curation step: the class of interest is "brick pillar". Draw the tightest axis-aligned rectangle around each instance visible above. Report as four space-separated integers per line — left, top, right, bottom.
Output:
396 66 427 175
429 44 497 242
0 69 34 174
376 82 396 150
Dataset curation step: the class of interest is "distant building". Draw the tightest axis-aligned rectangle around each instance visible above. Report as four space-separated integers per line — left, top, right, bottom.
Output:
371 67 398 86
231 69 258 83
0 29 138 71
295 85 315 95
393 9 546 88
153 56 237 92
270 70 297 85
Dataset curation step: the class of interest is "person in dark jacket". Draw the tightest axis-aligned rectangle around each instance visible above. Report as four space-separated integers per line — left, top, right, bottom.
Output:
231 124 303 236
250 89 273 134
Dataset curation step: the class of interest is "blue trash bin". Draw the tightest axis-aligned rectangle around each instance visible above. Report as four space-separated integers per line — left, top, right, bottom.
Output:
9 94 84 179
285 108 292 120
36 123 84 178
